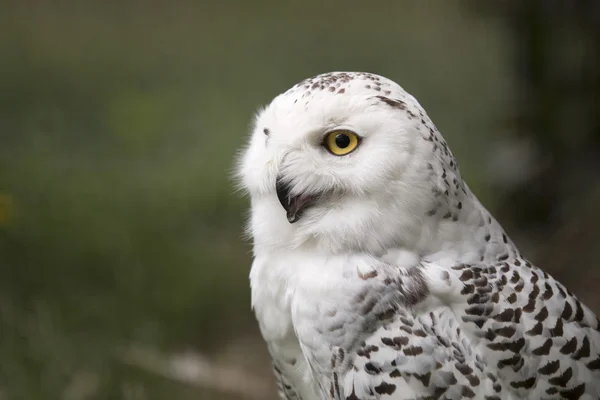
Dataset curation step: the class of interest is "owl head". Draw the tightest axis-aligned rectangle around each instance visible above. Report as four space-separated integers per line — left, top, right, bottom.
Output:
236 72 469 256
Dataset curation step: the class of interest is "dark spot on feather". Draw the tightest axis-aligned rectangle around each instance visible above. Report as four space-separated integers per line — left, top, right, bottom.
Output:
560 337 577 354
494 308 514 322
414 372 431 386
587 356 600 370
574 336 590 360
560 383 585 400
461 285 475 295
394 336 409 346
364 362 381 375
535 306 549 321
400 325 412 334
494 326 516 338
403 345 423 356
460 269 474 281
523 298 536 313
550 318 564 337
532 338 553 355
346 386 360 400
389 369 401 378
374 381 396 395
374 96 406 110
514 281 524 292
574 301 585 322
358 270 378 280
526 322 543 335
539 360 560 375
455 363 473 376
376 308 396 321
548 367 572 387
561 302 573 319
510 376 536 389
461 386 476 398
542 283 553 300
413 329 427 337
466 374 480 386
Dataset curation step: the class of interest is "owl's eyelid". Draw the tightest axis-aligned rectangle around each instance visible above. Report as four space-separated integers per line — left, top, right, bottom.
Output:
321 128 362 141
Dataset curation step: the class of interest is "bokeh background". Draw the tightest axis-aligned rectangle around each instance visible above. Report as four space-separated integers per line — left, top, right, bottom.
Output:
1 1 599 399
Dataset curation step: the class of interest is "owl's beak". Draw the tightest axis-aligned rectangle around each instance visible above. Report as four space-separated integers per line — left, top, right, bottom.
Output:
275 176 314 223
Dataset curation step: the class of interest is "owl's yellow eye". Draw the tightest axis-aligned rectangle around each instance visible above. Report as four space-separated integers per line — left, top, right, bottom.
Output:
324 130 360 156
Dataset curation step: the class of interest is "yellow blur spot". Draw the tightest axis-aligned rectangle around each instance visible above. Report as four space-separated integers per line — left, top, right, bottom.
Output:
0 194 14 225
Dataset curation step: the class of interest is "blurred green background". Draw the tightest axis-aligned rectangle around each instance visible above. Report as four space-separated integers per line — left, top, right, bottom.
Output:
1 1 599 399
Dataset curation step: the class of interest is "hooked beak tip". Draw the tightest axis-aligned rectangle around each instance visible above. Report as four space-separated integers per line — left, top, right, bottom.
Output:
275 176 312 224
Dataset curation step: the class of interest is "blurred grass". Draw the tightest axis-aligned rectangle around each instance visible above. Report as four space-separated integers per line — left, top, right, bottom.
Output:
0 1 513 398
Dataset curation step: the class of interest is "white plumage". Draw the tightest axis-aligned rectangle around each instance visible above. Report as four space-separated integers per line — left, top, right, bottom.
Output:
236 72 600 400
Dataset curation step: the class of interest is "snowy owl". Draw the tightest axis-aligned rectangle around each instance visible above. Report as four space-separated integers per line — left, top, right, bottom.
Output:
236 72 600 400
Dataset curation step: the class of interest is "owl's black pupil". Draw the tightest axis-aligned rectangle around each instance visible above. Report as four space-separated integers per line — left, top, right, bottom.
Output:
335 134 351 148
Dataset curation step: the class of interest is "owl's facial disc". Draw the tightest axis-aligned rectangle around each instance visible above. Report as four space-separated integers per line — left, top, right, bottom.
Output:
275 177 315 223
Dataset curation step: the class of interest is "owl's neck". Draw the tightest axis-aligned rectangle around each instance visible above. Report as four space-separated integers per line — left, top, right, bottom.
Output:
413 185 518 265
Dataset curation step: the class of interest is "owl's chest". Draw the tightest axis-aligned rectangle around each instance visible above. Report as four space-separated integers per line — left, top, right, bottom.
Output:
250 254 324 400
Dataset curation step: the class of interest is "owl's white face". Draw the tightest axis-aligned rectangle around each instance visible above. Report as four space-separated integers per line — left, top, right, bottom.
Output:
237 72 460 255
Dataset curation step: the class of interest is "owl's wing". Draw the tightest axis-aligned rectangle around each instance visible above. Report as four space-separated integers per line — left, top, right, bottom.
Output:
272 360 302 400
299 257 600 400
